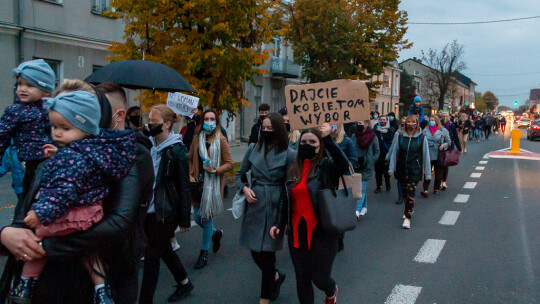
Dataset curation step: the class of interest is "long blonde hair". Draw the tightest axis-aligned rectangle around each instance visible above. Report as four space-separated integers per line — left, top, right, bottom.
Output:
432 115 444 130
334 124 346 144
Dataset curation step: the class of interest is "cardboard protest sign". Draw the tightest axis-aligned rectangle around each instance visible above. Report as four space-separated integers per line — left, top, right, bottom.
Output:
285 79 370 130
167 92 199 118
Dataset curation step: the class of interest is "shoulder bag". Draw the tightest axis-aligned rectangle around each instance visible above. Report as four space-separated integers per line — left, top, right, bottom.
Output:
316 175 358 235
338 162 363 200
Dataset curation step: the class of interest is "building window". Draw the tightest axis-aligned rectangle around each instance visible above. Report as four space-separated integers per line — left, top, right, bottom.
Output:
273 37 281 58
40 0 63 4
383 75 390 88
414 70 420 76
413 80 420 92
33 57 61 88
387 101 390 114
91 0 114 13
272 88 280 107
254 86 262 108
92 65 103 73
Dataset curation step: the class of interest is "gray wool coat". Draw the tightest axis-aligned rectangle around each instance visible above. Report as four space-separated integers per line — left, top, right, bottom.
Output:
236 143 296 252
422 127 451 161
353 135 380 181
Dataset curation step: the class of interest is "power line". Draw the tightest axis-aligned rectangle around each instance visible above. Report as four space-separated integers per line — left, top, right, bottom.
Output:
409 15 540 25
496 93 530 97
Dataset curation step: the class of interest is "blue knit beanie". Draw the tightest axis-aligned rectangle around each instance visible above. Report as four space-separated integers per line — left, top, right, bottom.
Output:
12 59 56 93
414 96 422 103
45 91 101 136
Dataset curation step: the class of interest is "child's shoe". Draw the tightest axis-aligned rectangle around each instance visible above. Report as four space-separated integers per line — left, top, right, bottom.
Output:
94 283 115 304
9 277 36 304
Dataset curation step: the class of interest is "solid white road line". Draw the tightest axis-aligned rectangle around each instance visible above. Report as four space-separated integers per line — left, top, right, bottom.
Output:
470 173 482 178
384 285 422 304
454 194 470 203
475 166 485 171
479 160 488 164
463 182 477 189
414 239 446 264
439 211 460 226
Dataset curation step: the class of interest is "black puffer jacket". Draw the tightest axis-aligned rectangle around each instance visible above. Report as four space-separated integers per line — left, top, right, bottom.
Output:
274 136 349 233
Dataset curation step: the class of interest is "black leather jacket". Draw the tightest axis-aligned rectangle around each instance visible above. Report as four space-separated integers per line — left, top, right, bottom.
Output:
274 136 349 232
151 142 191 228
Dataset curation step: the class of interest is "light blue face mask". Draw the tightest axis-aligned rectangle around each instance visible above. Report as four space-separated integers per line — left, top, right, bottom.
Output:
429 121 436 127
203 121 216 131
389 117 394 121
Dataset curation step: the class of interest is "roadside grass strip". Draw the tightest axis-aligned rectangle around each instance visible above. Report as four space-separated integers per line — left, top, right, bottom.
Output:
470 173 482 178
439 211 460 226
414 239 446 264
385 285 422 304
453 194 470 203
463 182 477 189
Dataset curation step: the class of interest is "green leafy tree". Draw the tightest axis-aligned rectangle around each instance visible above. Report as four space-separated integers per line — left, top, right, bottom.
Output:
474 91 486 112
282 0 411 98
482 91 499 111
399 69 416 116
107 0 281 114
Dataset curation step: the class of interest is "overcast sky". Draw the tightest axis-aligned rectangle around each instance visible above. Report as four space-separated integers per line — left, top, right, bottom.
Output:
397 0 540 108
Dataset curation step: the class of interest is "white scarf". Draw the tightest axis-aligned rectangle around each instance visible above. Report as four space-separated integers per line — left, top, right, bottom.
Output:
198 131 222 219
379 124 390 134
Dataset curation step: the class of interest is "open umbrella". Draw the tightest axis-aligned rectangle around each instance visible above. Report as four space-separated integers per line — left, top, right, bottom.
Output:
85 60 196 93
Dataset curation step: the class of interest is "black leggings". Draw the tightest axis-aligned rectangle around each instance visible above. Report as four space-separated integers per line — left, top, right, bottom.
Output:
375 158 390 189
289 220 337 304
423 160 442 191
139 216 188 304
250 251 277 300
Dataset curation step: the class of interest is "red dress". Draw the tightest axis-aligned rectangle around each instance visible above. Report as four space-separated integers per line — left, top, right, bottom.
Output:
291 159 318 249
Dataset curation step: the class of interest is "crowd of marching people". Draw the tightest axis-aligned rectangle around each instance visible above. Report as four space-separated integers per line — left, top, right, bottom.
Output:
0 59 510 304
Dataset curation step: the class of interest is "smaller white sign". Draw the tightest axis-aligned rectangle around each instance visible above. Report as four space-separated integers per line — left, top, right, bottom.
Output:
166 92 199 118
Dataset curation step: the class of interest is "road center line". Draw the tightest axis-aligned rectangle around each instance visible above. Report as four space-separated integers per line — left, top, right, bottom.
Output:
475 166 485 171
414 239 446 264
463 182 477 189
454 194 470 203
470 173 482 178
439 211 460 226
479 160 488 165
384 285 422 304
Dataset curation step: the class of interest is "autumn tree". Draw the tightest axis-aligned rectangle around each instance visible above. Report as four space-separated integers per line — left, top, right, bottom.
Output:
482 91 499 111
107 0 280 113
422 40 467 110
474 91 486 112
282 0 411 96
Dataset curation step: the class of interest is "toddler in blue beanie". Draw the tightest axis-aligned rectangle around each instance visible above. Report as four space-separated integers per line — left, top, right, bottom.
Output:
9 91 136 304
0 59 56 200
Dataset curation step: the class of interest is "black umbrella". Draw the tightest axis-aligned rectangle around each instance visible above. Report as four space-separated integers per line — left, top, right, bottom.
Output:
85 60 196 93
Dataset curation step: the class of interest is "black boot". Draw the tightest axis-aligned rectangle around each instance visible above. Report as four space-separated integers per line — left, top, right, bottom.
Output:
194 250 208 269
374 187 382 193
168 280 194 302
386 181 391 191
9 277 36 304
269 270 286 301
212 229 223 253
395 196 403 205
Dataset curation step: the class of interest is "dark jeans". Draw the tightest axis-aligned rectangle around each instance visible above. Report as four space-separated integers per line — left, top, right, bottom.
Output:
139 215 188 304
401 180 418 219
16 159 44 216
423 160 442 192
442 165 449 182
485 125 492 139
374 159 390 189
113 259 140 304
288 220 337 304
250 250 277 300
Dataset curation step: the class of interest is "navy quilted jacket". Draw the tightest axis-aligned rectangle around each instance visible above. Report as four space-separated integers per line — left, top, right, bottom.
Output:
32 129 136 226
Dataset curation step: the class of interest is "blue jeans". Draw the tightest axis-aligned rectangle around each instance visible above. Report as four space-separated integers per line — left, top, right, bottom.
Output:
475 128 482 139
356 180 369 212
193 206 216 251
397 180 402 196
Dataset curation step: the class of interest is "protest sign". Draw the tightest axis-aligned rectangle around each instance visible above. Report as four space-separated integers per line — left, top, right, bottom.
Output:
167 92 199 118
285 79 370 130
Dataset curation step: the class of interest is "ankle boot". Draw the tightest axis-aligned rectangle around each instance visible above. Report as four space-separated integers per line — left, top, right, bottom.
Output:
194 250 208 269
395 196 403 205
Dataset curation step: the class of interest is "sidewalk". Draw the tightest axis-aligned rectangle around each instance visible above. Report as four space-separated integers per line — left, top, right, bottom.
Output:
228 141 249 163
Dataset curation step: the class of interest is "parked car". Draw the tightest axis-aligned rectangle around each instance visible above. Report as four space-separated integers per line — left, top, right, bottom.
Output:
527 120 540 141
518 117 531 128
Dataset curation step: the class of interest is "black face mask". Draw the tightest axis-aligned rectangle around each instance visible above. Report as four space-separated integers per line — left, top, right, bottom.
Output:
129 115 141 128
356 124 365 132
261 131 275 143
285 123 291 132
298 143 317 160
148 123 163 137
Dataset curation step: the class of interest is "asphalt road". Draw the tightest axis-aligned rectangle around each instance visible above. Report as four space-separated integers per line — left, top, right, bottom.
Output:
0 123 539 303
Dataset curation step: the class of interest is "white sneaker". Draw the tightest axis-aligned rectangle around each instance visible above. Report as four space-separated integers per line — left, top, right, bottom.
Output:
171 241 181 252
356 211 361 218
402 218 411 229
359 207 367 216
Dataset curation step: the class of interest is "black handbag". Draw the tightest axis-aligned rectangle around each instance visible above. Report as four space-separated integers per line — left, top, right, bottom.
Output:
190 177 204 202
316 176 358 235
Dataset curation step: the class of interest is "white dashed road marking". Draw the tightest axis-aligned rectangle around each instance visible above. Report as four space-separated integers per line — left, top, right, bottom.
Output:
385 285 422 304
414 239 446 264
479 160 488 164
470 173 482 178
454 194 470 203
475 166 485 171
463 182 477 189
439 211 460 226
